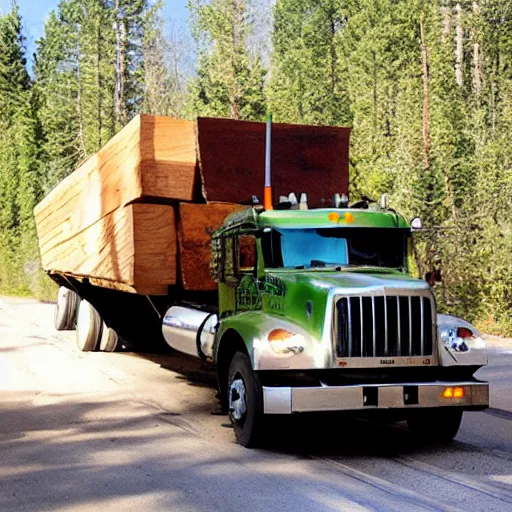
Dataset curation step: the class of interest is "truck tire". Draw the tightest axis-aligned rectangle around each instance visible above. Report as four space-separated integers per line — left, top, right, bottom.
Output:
99 323 118 352
227 352 264 447
54 287 79 331
76 300 102 352
407 408 463 443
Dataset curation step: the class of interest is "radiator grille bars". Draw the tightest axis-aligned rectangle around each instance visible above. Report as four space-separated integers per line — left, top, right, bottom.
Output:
335 295 433 358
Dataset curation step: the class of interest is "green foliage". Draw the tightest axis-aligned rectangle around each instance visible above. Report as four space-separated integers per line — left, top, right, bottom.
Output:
269 0 351 126
2 0 512 337
187 0 266 120
270 0 512 335
0 3 40 296
0 0 153 299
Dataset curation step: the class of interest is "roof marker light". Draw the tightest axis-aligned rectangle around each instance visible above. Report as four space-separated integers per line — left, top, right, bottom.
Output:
328 212 340 222
344 212 354 223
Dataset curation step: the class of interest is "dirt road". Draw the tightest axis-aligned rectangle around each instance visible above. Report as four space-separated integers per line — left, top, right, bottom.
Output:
1 297 512 511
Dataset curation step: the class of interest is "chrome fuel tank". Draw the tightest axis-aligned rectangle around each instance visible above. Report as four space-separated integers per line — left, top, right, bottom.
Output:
162 305 217 359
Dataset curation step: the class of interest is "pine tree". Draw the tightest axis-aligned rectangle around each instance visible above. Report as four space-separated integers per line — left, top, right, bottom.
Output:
36 0 150 188
187 0 266 120
0 3 42 295
142 4 191 117
269 0 350 126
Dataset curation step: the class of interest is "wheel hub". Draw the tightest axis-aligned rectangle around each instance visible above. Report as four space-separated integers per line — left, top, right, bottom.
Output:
229 377 247 421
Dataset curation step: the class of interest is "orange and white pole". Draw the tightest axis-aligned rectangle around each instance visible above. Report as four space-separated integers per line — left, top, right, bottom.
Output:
264 113 273 210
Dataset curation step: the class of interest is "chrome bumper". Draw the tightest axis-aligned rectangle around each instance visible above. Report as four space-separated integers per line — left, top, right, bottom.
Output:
262 381 489 414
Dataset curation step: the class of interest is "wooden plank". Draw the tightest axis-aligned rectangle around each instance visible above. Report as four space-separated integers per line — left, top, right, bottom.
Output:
34 115 196 265
196 117 350 207
40 204 176 296
140 115 198 201
178 203 246 290
133 203 177 293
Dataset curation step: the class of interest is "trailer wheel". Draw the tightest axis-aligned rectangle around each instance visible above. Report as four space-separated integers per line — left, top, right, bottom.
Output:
99 323 118 352
76 300 102 352
54 287 79 331
228 352 264 447
407 409 463 443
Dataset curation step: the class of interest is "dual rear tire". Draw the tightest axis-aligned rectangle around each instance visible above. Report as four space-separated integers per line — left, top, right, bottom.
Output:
54 288 118 353
76 299 119 353
54 287 79 331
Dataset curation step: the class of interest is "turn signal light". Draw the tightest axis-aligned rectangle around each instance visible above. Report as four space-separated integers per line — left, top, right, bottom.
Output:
443 387 465 399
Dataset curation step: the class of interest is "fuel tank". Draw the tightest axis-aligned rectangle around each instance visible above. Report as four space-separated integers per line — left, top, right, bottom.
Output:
162 305 217 359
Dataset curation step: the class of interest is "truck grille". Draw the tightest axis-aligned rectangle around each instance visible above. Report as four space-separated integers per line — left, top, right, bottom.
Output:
335 295 434 358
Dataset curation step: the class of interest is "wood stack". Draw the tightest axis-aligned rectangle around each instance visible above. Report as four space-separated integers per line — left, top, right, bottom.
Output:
34 114 350 296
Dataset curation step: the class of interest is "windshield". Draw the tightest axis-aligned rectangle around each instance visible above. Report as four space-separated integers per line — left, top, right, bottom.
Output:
262 228 409 270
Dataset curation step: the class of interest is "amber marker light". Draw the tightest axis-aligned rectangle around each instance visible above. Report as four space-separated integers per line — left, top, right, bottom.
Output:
268 329 294 341
454 387 465 398
344 212 354 223
328 212 340 222
443 387 454 398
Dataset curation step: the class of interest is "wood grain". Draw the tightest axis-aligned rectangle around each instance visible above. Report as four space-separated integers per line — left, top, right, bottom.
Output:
40 204 176 296
196 117 350 207
34 114 351 295
35 115 196 260
178 202 246 290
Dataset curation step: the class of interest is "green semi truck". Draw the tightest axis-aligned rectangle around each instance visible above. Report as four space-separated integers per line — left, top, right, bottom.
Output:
48 117 488 447
160 202 489 447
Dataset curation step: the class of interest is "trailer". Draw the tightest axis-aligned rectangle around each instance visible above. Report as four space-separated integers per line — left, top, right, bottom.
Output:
35 115 488 447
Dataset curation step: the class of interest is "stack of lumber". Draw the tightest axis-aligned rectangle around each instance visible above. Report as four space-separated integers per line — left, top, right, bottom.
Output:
34 114 350 296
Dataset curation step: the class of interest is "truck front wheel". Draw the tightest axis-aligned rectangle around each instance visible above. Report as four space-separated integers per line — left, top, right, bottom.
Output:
228 352 264 447
407 408 463 443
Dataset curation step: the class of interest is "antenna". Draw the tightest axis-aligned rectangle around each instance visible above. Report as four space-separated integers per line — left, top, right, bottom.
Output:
264 113 273 210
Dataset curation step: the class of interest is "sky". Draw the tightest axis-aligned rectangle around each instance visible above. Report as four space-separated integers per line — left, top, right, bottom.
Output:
0 0 190 68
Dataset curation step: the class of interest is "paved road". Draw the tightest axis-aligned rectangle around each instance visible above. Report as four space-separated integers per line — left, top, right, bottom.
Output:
1 297 512 512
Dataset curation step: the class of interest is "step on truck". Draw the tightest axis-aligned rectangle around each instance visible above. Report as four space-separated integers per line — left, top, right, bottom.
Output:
36 115 489 447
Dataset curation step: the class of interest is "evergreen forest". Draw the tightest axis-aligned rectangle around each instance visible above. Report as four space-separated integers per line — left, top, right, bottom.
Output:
0 0 511 335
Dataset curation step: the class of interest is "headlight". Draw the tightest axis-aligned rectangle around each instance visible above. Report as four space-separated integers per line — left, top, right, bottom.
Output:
440 325 486 353
268 329 305 355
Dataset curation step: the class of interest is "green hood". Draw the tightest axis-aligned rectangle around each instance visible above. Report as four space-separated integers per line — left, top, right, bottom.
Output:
264 268 429 340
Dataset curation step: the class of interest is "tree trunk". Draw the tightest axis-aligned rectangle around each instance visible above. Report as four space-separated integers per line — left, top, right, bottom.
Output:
329 4 336 97
441 4 451 43
96 21 103 148
75 35 87 159
114 0 127 127
454 3 463 87
372 50 378 134
471 1 482 95
229 0 241 120
420 15 431 172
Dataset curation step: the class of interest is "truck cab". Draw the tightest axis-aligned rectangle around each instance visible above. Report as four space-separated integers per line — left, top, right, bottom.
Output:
163 205 489 447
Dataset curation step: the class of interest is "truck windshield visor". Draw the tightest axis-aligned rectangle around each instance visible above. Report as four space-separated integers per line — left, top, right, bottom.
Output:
262 227 409 270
